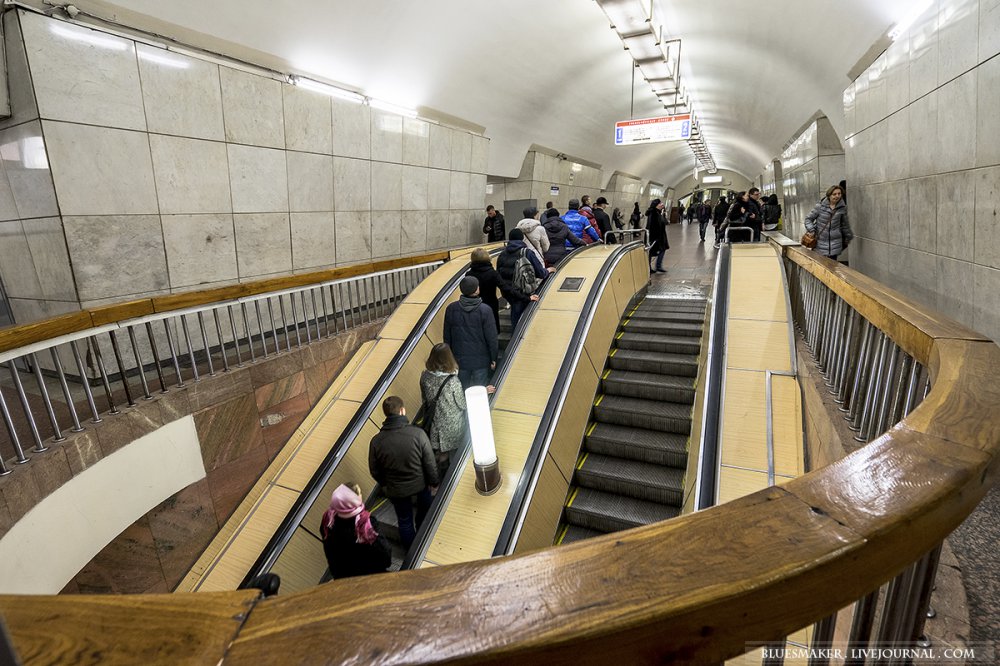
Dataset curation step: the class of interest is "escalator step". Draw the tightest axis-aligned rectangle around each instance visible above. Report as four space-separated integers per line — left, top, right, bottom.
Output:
564 487 679 533
585 423 688 467
615 332 701 355
593 395 692 434
557 524 605 545
635 299 707 312
602 370 695 403
625 310 704 325
370 499 400 545
607 349 698 376
620 320 702 337
576 453 684 505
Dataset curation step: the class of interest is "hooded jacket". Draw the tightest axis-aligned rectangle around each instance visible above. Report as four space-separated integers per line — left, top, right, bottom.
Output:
542 214 585 265
580 206 603 241
563 209 601 244
804 197 852 257
516 218 550 264
368 414 439 499
496 239 547 301
443 295 499 371
465 259 503 329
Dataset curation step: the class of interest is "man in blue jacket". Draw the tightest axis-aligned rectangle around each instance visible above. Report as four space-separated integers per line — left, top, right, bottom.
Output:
562 199 601 246
444 275 499 388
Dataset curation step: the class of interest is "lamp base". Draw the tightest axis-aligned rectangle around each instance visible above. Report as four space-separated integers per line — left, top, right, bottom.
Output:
474 459 501 495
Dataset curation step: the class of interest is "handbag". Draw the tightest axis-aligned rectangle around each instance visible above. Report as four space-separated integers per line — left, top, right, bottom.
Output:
415 375 453 435
801 213 834 250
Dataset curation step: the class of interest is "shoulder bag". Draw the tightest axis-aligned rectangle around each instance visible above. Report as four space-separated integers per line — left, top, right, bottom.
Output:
415 375 454 436
801 212 834 250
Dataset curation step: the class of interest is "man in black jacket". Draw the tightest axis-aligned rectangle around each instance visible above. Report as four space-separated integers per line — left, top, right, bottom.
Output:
593 197 614 244
746 188 763 242
368 396 439 548
444 276 499 388
482 205 506 242
713 197 730 246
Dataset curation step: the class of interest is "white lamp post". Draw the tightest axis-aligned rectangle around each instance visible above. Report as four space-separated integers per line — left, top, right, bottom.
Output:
465 385 500 495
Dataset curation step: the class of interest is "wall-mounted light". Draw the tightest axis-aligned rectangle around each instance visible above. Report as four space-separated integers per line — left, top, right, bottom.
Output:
368 98 418 118
289 75 364 104
137 49 190 69
466 386 500 495
702 175 723 184
51 22 128 51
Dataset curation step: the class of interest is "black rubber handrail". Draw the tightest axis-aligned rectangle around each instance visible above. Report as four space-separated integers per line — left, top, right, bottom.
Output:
400 242 598 569
491 241 644 556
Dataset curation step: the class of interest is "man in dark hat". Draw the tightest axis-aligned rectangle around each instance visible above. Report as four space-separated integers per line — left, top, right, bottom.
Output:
443 275 499 388
593 196 614 244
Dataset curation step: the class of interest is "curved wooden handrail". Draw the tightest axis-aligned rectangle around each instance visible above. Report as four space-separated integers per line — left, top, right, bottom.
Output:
1 245 998 665
0 250 451 354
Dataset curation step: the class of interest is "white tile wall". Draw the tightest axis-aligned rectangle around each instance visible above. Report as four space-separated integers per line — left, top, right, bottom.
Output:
286 152 334 212
220 67 285 149
334 157 372 211
402 118 430 167
332 99 370 159
371 110 403 163
63 215 168 301
981 0 1000 62
162 213 238 287
283 85 332 154
290 211 336 269
938 0 981 84
234 213 292 277
371 162 402 210
227 144 289 213
137 45 225 141
150 134 232 214
334 211 372 263
371 211 402 258
1 13 39 130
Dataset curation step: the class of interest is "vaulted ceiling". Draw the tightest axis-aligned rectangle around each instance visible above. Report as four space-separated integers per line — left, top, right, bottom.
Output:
70 0 913 188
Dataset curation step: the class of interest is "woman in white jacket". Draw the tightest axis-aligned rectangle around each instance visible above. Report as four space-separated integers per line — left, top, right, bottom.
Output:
516 206 550 265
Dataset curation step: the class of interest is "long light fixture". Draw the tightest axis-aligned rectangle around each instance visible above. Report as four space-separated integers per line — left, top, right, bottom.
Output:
466 386 501 495
367 98 418 118
288 75 364 104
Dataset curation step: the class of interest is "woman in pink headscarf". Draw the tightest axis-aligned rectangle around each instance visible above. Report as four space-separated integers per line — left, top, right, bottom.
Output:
320 483 391 579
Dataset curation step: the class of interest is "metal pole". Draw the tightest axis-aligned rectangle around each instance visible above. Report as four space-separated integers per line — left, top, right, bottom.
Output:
163 320 185 388
70 340 103 421
7 360 46 452
29 353 64 442
212 309 230 371
126 326 153 399
107 331 136 407
144 322 168 393
50 348 83 432
0 388 29 465
180 315 200 382
197 312 216 375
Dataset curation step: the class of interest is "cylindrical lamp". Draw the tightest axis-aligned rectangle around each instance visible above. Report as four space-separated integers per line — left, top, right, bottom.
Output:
465 385 501 495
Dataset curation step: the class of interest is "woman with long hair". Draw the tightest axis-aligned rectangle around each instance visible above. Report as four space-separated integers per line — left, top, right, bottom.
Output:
419 343 467 478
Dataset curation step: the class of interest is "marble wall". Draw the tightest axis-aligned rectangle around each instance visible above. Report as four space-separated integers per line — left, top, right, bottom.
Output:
774 117 846 244
0 10 489 322
844 0 1000 342
486 151 603 217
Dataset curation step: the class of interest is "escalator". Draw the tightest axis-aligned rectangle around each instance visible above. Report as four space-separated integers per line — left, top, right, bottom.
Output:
557 295 707 543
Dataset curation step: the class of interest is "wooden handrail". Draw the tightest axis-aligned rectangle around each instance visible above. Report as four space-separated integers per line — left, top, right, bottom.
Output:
1 245 998 665
0 251 450 354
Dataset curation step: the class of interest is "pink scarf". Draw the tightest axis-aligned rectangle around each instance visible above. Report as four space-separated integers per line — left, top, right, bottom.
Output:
321 484 379 545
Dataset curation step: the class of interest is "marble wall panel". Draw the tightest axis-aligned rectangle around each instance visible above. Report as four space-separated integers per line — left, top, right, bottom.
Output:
0 220 42 298
20 13 146 131
402 118 430 167
885 36 911 114
936 255 977 323
469 174 487 211
220 67 284 149
976 54 1000 167
1 13 38 131
22 216 75 300
427 168 451 209
885 180 911 248
907 92 939 178
450 130 472 172
331 99 370 159
449 171 471 210
372 211 402 259
0 161 21 222
334 211 372 263
371 162 402 210
936 170 976 261
234 213 292 278
982 0 1000 63
908 177 939 252
283 85 332 154
974 166 1000 268
938 0 981 84
471 135 489 174
227 144 288 213
909 2 941 99
886 108 912 181
935 70 977 173
286 151 334 212
149 135 231 215
867 56 888 129
290 211 336 270
870 182 890 244
428 123 452 169
43 121 158 216
63 215 168 301
425 210 450 249
137 45 224 141
0 121 59 219
194 393 265 472
972 263 1000 342
401 165 429 210
333 157 371 211
148 478 219 589
447 210 468 247
162 213 238 288
400 210 428 253
371 111 403 164
7 297 78 327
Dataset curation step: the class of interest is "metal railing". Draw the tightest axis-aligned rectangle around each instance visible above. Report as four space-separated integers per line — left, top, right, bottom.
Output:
0 263 441 476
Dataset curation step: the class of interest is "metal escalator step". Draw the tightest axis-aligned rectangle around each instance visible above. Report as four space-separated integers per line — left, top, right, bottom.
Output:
620 320 702 337
593 395 692 433
585 423 688 467
576 453 684 505
607 349 698 376
615 332 701 355
557 524 605 545
635 298 707 311
602 370 694 403
564 487 679 533
626 309 704 325
370 499 400 545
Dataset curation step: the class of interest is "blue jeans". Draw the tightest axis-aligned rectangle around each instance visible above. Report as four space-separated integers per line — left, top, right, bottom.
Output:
698 220 709 240
650 242 666 270
390 487 433 548
509 298 528 332
459 366 490 389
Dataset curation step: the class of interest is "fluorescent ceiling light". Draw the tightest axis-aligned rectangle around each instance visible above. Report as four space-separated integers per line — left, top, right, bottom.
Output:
888 0 933 40
621 27 662 61
137 49 190 69
290 76 364 103
702 175 723 184
596 0 652 34
368 98 418 118
51 23 128 51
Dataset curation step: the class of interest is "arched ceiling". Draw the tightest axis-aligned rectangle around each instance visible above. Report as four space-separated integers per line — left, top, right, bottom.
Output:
69 0 913 188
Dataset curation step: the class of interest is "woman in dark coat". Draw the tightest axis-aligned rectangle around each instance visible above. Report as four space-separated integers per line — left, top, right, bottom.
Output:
321 483 391 580
465 247 503 330
645 199 668 273
542 209 585 266
804 185 852 260
629 202 642 229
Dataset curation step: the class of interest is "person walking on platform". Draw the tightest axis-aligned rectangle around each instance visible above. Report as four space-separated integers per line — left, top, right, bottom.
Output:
419 343 467 479
745 187 763 241
482 205 506 242
444 275 498 388
718 191 749 246
516 206 550 265
762 194 782 232
579 196 603 241
696 199 712 242
542 208 584 266
629 202 642 229
320 483 391 580
496 228 549 332
563 199 601 244
804 185 852 261
646 199 668 273
593 197 614 243
712 197 730 245
368 396 439 549
466 248 502 330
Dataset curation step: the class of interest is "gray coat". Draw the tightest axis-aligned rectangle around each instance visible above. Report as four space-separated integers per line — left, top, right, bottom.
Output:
805 198 852 257
419 370 467 453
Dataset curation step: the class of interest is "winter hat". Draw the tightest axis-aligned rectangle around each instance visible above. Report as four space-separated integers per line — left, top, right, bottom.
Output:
545 208 561 219
595 196 609 206
523 206 539 219
460 275 480 297
568 198 581 210
508 228 525 241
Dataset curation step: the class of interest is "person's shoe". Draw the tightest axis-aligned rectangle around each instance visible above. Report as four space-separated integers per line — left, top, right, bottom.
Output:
699 237 705 242
713 241 721 249
655 268 667 273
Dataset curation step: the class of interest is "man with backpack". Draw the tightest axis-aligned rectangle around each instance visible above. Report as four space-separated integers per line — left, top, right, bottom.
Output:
496 228 550 332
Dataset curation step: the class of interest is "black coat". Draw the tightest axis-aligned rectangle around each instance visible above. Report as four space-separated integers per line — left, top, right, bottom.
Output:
645 206 668 247
593 207 612 236
496 240 547 301
443 296 499 370
482 212 506 242
713 200 729 224
368 415 439 498
542 216 584 265
466 260 503 329
322 515 391 580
